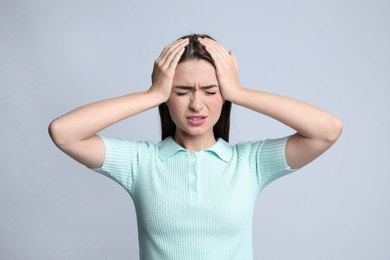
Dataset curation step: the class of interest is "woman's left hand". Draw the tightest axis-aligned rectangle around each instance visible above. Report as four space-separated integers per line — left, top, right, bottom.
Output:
198 37 242 101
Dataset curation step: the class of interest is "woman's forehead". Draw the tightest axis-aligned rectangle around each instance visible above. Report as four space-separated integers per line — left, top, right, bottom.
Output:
174 60 217 85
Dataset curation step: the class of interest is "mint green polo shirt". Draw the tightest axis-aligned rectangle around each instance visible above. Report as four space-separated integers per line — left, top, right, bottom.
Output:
93 136 297 260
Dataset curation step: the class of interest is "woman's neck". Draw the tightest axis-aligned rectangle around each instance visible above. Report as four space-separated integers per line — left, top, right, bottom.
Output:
174 132 216 152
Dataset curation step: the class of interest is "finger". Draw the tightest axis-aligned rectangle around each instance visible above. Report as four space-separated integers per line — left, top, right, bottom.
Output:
155 40 178 64
160 39 188 70
159 38 187 57
203 43 230 69
156 38 188 66
198 39 221 62
152 39 188 82
156 38 187 66
167 45 186 71
199 38 230 63
200 37 229 56
229 50 239 69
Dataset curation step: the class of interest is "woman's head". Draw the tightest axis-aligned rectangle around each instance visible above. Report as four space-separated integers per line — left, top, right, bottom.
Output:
159 34 232 142
177 34 215 66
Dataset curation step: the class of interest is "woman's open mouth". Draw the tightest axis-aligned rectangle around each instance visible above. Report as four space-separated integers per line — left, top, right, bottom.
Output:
186 115 207 126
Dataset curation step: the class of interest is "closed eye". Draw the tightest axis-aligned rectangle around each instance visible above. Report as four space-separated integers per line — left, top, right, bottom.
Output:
175 92 188 96
173 85 218 96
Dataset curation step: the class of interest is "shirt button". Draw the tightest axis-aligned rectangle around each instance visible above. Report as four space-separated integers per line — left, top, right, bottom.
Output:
189 174 196 182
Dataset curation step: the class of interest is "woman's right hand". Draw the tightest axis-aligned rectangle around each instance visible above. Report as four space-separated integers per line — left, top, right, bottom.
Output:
149 38 189 101
49 38 189 169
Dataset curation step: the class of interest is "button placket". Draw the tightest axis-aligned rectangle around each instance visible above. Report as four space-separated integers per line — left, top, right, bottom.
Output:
188 154 198 201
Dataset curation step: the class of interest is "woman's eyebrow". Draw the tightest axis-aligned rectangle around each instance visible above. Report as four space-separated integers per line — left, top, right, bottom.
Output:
174 86 193 90
201 85 218 89
174 85 218 90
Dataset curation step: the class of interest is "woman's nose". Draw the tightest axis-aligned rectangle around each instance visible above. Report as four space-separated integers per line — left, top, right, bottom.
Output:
189 93 204 112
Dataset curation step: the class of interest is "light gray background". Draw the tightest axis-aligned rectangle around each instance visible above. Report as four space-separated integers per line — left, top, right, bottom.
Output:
1 0 389 259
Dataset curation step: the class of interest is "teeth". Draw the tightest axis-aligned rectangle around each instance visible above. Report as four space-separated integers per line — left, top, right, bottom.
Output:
188 117 205 121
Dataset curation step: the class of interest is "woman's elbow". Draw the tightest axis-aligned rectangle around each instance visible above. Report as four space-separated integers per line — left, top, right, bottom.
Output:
48 119 68 147
326 116 343 143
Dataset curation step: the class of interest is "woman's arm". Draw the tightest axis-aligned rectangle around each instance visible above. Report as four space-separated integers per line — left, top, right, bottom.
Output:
199 37 343 169
227 88 343 169
49 38 189 168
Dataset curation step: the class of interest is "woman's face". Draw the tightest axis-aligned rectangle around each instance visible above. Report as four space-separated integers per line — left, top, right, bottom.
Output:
166 59 224 140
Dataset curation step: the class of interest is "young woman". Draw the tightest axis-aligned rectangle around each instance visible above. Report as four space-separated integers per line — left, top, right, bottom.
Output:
49 34 343 259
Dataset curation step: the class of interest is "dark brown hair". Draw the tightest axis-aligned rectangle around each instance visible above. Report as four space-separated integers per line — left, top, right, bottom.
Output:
158 34 232 142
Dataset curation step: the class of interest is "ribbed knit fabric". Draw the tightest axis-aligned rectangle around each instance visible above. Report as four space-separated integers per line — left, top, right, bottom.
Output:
93 136 297 260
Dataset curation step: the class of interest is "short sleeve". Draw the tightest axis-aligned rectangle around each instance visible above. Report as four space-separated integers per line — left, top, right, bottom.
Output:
92 136 139 194
255 136 298 192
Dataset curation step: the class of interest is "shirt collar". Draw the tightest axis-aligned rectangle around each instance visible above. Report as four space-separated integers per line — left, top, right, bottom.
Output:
158 137 232 162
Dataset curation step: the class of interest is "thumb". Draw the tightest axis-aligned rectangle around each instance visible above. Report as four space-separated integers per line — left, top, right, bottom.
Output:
229 50 238 69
